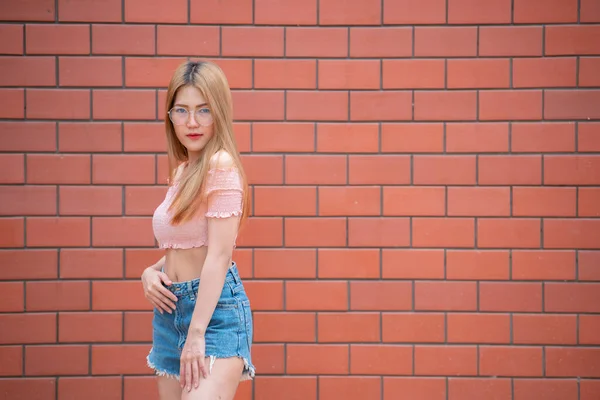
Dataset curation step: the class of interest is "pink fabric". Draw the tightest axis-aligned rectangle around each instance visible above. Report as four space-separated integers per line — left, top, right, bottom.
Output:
152 167 243 249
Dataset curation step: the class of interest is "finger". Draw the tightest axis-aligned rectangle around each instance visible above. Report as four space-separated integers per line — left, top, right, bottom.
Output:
155 286 178 308
185 360 192 392
200 357 208 379
148 293 172 314
179 361 185 388
150 292 175 312
192 358 199 388
158 271 173 286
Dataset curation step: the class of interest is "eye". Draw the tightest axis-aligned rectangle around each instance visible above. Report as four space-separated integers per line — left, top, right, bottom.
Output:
174 107 187 113
198 108 210 114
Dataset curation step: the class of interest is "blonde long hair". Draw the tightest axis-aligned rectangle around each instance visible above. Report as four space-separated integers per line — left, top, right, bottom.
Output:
164 60 249 225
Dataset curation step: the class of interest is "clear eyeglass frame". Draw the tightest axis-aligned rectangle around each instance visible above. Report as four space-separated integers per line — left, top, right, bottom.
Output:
167 106 214 127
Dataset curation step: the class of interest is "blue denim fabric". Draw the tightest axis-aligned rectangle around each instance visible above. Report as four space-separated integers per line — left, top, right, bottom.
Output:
146 262 255 381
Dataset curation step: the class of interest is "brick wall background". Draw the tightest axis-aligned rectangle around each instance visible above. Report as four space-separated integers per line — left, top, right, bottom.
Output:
1 0 600 399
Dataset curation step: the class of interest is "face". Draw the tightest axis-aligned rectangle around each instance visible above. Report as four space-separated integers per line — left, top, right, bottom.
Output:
169 85 215 161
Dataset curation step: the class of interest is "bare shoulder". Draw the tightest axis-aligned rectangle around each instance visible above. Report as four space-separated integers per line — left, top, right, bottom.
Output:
209 149 236 170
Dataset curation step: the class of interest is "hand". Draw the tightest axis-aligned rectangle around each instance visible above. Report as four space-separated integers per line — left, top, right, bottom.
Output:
180 331 208 391
141 267 178 314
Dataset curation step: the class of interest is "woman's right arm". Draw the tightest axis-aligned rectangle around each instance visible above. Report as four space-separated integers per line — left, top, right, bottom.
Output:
141 256 178 314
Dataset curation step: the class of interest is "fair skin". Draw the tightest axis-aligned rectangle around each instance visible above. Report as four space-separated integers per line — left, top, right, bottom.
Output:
141 85 244 400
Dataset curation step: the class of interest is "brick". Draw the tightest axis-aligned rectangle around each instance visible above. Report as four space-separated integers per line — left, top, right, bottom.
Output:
545 220 600 250
124 248 164 278
285 155 346 185
255 0 317 25
478 218 540 248
286 28 348 58
249 345 286 373
285 218 346 247
579 188 600 217
319 60 380 89
26 281 89 311
125 186 167 216
480 282 542 312
415 27 477 57
254 60 316 89
580 315 600 344
190 0 252 24
92 281 150 311
123 376 159 400
546 26 600 56
317 123 378 153
351 345 413 375
92 25 155 55
59 0 122 22
27 89 90 120
479 26 543 56
125 57 186 87
514 0 578 23
0 56 56 86
156 25 219 56
447 314 510 344
513 314 577 345
544 155 600 185
62 185 121 216
91 344 151 375
58 377 123 400
448 0 511 23
0 89 24 119
0 154 25 184
384 377 447 400
414 91 478 121
124 312 152 342
513 58 577 88
318 313 380 343
0 282 24 312
581 0 600 22
59 312 123 343
479 90 543 120
446 250 510 280
26 345 89 376
253 186 316 216
448 378 512 400
254 312 315 342
207 59 253 90
222 27 284 57
26 217 90 247
512 250 576 281
319 248 379 279
255 376 316 400
545 283 600 313
546 348 600 378
288 91 348 121
478 155 542 185
383 0 446 24
582 380 600 400
383 187 445 217
0 186 56 216
123 123 165 152
580 58 600 87
287 344 348 374
480 346 543 377
413 217 475 248
319 0 381 25
0 0 55 21
124 0 186 22
320 377 381 400
513 187 576 217
383 59 445 89
26 24 89 54
514 379 578 400
92 154 155 184
319 186 380 216
350 281 412 311
0 249 57 280
545 90 600 120
415 282 477 311
60 249 123 279
446 122 509 153
382 123 444 153
243 280 284 310
26 154 90 184
0 346 22 376
93 90 155 120
236 218 283 248
382 313 445 343
0 313 56 344
252 123 315 152
0 24 23 54
349 155 411 184
254 249 316 279
350 28 412 57
351 91 412 121
0 379 56 400
414 155 476 185
415 346 477 376
447 58 510 88
232 91 285 121
59 56 123 87
448 187 510 217
92 217 155 247
349 218 410 247
511 122 575 153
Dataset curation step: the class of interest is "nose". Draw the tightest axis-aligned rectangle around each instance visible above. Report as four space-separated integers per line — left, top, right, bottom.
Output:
186 111 199 127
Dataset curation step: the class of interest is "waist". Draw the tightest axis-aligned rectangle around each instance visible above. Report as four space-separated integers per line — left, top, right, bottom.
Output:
162 262 240 297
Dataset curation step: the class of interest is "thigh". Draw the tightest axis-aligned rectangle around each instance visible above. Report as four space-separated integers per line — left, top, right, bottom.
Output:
181 357 244 400
157 376 181 400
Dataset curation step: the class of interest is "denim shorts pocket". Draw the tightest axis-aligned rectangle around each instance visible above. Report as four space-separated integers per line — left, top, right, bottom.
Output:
215 297 238 310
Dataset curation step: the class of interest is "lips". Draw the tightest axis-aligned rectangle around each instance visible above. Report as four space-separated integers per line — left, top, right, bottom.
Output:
186 133 203 139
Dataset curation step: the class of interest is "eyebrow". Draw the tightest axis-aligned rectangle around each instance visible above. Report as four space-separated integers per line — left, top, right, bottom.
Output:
174 103 208 108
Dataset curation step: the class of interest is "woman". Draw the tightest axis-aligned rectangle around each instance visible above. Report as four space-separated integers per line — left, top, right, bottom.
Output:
141 60 255 400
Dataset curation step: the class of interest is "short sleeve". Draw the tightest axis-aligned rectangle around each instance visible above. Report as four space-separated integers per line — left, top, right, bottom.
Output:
204 167 243 218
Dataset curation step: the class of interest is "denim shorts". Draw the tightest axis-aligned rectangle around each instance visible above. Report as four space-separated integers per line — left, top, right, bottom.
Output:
146 262 255 381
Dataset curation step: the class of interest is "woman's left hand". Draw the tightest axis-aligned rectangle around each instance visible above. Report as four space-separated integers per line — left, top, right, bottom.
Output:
180 331 208 391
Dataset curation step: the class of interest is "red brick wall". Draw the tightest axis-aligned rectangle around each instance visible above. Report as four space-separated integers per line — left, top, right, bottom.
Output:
1 0 600 399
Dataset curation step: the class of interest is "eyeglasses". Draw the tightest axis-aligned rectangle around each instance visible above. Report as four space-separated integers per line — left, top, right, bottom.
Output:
168 106 213 127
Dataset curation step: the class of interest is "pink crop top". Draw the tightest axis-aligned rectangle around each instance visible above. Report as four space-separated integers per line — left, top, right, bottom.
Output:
152 166 243 249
